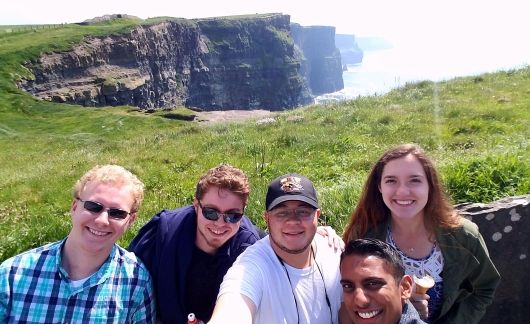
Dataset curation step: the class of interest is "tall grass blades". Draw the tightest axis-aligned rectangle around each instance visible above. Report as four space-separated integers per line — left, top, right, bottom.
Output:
0 21 529 261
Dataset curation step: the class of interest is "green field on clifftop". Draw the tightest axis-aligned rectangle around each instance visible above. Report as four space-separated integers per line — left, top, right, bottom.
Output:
0 21 529 261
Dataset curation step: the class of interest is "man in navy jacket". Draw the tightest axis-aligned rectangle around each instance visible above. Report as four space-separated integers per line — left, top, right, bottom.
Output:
129 164 261 324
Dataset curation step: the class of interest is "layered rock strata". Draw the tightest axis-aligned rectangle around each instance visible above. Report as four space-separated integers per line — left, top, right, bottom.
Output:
20 14 336 111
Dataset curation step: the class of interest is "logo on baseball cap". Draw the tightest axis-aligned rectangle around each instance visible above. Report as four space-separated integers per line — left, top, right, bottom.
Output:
265 173 319 211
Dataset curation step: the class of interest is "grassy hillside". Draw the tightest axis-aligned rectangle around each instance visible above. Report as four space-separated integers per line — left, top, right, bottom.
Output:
1 22 529 261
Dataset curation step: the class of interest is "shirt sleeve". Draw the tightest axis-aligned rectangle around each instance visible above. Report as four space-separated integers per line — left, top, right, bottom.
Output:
130 265 157 323
217 253 264 308
0 262 9 321
439 227 500 324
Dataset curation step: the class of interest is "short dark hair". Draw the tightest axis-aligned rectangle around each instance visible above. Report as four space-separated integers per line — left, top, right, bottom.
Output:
340 238 405 283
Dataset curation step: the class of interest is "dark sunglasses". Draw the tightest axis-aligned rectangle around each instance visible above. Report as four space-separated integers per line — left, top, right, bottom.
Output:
77 198 131 220
197 200 244 224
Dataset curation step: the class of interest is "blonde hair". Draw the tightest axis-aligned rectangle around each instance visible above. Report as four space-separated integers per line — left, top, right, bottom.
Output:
73 165 145 213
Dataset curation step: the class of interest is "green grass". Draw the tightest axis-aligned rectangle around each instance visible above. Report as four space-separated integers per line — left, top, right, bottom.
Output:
0 22 529 262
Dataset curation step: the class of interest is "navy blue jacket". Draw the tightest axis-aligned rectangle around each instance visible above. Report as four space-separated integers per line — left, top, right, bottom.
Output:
400 301 427 323
128 205 260 324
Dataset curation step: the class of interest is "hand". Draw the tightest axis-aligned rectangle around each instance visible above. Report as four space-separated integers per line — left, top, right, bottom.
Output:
316 226 345 251
410 291 430 320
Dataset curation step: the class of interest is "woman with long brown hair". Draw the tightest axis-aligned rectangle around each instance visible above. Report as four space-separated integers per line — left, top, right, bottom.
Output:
342 144 499 323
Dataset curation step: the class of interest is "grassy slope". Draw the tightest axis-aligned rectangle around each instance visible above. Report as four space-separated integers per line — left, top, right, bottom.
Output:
0 22 529 261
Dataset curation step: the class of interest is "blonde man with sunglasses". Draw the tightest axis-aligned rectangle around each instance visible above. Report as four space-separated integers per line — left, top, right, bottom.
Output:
0 165 156 323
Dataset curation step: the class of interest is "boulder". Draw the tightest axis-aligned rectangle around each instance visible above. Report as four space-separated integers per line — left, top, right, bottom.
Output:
455 195 530 323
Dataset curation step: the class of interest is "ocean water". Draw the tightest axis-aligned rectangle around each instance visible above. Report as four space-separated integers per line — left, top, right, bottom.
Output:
316 43 530 103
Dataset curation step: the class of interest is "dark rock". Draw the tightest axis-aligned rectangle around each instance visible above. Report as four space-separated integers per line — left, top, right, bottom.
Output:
19 14 323 111
455 195 530 323
51 94 67 103
162 113 196 121
189 15 313 110
291 23 344 96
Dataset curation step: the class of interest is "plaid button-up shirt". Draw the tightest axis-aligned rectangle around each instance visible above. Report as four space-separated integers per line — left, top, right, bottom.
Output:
0 239 156 323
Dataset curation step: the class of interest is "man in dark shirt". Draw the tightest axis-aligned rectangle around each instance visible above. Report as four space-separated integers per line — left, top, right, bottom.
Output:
130 164 343 324
129 164 261 323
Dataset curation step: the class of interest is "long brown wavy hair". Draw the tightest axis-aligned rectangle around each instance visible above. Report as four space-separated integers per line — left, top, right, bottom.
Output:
342 144 461 242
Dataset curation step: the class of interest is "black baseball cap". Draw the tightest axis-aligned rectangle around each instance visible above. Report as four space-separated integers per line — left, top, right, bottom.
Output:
265 173 319 211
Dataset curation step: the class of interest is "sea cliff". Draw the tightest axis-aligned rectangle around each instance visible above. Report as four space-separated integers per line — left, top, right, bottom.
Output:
19 14 343 111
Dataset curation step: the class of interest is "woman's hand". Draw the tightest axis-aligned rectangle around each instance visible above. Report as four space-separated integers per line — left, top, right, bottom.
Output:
316 226 345 251
410 291 430 320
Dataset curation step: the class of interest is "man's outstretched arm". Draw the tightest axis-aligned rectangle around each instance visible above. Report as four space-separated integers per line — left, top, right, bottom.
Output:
208 292 256 324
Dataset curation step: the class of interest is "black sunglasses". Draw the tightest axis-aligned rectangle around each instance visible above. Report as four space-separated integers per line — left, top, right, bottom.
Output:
197 200 244 224
77 198 131 220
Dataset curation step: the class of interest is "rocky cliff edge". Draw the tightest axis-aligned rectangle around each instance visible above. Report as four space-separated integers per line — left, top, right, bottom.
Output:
19 14 344 111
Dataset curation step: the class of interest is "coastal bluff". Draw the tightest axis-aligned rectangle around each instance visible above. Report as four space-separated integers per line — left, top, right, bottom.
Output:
455 195 529 323
335 33 363 65
18 14 344 111
291 23 344 95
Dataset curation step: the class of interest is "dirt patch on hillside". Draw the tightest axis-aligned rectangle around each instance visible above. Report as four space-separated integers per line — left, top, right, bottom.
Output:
194 109 276 124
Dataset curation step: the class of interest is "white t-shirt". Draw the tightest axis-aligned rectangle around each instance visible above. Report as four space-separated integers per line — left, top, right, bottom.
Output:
218 234 342 324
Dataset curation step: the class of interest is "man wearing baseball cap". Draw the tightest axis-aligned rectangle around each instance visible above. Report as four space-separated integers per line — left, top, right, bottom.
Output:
209 173 343 324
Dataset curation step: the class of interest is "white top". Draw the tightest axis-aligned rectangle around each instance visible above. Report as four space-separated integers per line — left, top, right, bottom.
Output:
218 235 342 324
386 228 444 281
70 277 89 289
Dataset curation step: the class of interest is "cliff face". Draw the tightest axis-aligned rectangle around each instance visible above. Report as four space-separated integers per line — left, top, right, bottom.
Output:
190 15 312 110
20 14 315 111
290 24 344 95
22 21 205 108
335 34 364 65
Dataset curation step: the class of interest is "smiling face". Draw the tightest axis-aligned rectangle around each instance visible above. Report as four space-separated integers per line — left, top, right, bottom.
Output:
265 200 319 258
68 182 135 257
379 154 429 222
194 187 245 255
340 254 411 324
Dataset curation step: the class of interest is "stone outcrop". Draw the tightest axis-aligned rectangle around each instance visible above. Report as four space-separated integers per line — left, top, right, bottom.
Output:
78 14 141 25
455 195 530 323
188 16 313 110
335 34 364 65
20 20 207 109
19 14 322 111
290 23 344 96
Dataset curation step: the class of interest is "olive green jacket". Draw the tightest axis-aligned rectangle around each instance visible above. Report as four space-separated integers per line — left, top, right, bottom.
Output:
364 217 500 324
